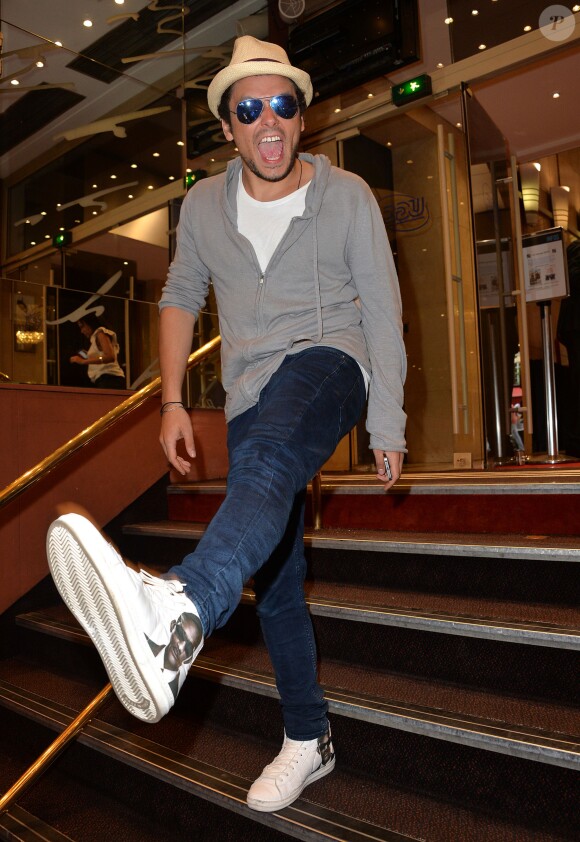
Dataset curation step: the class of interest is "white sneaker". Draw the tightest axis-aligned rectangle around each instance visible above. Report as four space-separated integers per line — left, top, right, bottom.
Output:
247 728 335 812
46 513 203 723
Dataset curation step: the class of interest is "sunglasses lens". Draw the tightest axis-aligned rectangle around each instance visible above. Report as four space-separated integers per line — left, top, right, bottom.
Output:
236 99 263 124
235 95 299 124
270 95 299 119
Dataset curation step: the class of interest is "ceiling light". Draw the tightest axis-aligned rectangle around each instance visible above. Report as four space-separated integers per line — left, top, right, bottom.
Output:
92 184 97 188
406 159 414 165
110 174 117 179
130 163 138 168
83 20 93 28
523 25 532 32
444 17 453 25
92 211 97 215
367 93 374 98
153 152 160 157
436 62 444 68
10 79 19 86
553 91 560 98
478 44 487 50
573 4 580 10
334 107 341 113
456 122 462 128
115 0 125 4
35 60 44 68
169 176 175 181
55 41 63 47
177 140 184 147
471 9 479 15
386 141 392 147
128 194 134 199
147 185 154 190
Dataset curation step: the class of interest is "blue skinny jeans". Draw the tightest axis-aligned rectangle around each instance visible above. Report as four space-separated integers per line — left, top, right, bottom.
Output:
168 347 366 740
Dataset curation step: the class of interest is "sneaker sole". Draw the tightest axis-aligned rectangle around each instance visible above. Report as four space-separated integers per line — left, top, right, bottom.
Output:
46 514 173 723
246 755 336 812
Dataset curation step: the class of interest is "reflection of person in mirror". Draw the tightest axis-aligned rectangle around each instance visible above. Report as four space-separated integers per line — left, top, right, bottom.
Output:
70 312 126 389
557 240 580 456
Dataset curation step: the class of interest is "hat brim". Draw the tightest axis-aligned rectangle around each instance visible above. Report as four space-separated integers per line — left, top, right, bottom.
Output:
207 61 313 120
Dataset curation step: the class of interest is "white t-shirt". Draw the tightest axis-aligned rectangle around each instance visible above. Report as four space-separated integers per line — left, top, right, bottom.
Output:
237 171 308 272
236 171 370 395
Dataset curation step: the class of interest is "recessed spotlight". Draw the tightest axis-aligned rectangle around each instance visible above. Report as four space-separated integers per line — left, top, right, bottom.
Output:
553 91 561 98
334 107 341 113
55 41 63 47
45 234 50 239
386 141 393 147
153 152 160 157
186 168 192 173
367 93 374 99
10 79 19 86
115 0 125 5
471 9 479 15
562 185 571 192
406 159 414 165
573 4 580 11
177 140 184 147
478 44 487 50
41 211 47 216
436 62 445 68
456 122 462 128
83 19 93 28
36 59 44 68
110 174 117 179
92 184 97 188
30 241 36 246
523 25 532 32
130 163 138 169
128 194 134 199
169 176 175 181
147 185 154 190
123 261 129 265
444 17 453 25
92 211 97 215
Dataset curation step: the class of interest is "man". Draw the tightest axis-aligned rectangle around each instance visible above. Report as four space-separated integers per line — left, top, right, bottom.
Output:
47 35 406 813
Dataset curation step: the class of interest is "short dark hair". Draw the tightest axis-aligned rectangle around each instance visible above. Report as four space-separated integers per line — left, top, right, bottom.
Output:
77 312 102 331
217 81 307 128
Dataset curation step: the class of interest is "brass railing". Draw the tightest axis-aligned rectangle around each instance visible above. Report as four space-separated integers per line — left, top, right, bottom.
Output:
0 335 220 816
0 336 221 511
0 332 324 816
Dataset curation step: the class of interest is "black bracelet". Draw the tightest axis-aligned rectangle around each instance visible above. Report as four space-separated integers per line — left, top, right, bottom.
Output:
160 401 184 415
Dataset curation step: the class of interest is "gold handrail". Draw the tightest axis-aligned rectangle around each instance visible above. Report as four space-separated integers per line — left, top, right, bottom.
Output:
0 684 114 814
0 336 221 511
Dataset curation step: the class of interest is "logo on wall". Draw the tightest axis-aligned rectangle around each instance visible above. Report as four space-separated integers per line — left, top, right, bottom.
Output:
379 192 431 234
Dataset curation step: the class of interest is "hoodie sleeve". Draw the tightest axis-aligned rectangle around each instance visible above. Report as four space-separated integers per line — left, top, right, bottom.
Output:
346 181 407 453
159 187 211 318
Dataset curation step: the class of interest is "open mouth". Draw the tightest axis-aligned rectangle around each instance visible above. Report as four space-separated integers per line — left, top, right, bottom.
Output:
258 135 284 163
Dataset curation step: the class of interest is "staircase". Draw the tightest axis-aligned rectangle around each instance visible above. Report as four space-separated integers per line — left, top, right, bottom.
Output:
0 470 579 841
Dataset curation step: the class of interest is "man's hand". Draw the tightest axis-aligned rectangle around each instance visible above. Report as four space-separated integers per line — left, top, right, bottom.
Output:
373 449 403 489
159 408 196 476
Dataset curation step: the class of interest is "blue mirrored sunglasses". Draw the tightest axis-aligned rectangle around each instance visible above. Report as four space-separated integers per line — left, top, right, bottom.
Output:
232 94 299 125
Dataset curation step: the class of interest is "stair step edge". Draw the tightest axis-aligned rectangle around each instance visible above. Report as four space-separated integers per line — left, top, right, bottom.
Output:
0 680 416 842
11 616 580 772
122 521 580 561
0 804 75 842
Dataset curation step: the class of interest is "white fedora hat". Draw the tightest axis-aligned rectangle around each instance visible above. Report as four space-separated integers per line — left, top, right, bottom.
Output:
207 35 313 120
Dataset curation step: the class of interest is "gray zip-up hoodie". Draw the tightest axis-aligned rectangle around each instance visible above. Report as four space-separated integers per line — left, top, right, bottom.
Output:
160 153 406 453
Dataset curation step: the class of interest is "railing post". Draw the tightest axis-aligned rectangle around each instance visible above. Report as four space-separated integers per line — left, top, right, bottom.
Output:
311 471 322 530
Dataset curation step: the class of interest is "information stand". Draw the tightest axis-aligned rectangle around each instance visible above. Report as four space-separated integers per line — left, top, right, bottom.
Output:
522 227 569 463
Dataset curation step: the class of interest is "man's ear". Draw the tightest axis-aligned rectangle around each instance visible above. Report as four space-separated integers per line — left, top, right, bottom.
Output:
221 118 234 142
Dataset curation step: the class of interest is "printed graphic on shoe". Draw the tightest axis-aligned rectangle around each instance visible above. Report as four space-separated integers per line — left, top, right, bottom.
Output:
46 513 203 723
247 728 335 812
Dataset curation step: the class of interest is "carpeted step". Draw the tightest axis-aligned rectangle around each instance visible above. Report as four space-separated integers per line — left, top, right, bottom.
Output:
12 608 580 770
0 671 577 842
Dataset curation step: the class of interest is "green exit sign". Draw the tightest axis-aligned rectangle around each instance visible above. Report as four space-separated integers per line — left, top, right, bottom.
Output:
391 74 432 107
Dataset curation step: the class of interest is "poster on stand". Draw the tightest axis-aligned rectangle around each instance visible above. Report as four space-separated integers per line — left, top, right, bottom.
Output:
522 227 568 303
